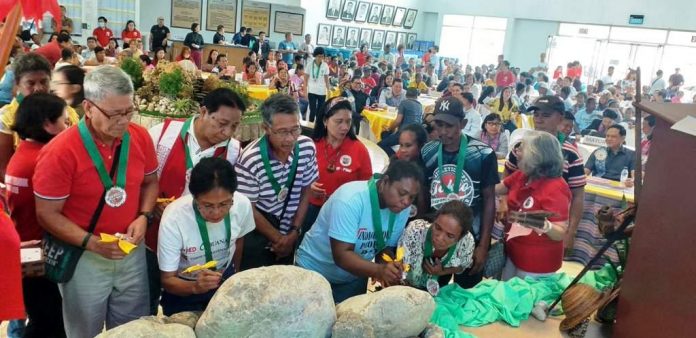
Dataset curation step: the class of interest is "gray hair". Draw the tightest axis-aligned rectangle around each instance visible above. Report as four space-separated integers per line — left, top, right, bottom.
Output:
83 66 134 103
518 130 564 179
260 93 299 126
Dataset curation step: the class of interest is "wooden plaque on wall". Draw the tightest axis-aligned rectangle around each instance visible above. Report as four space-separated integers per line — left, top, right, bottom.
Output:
171 0 202 29
206 0 237 32
241 0 270 34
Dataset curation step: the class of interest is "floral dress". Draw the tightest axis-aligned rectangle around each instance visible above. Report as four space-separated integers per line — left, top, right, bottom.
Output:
397 219 475 288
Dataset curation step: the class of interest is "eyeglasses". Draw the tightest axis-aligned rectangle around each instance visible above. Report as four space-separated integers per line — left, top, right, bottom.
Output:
267 125 302 138
87 100 135 120
486 121 502 126
195 200 233 214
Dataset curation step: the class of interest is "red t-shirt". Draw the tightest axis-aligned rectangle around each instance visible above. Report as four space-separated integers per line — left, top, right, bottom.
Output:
356 52 369 67
495 70 516 88
5 140 44 241
121 29 141 43
503 171 571 273
33 123 158 236
310 137 373 206
361 77 377 95
34 41 62 66
93 27 114 47
0 212 24 320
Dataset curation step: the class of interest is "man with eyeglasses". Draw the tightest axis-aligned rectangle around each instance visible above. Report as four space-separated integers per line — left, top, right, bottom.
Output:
503 95 585 258
341 76 371 134
145 88 245 315
235 94 318 270
33 66 158 338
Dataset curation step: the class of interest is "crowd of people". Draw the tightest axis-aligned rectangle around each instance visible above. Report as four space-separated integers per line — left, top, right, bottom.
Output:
0 7 672 338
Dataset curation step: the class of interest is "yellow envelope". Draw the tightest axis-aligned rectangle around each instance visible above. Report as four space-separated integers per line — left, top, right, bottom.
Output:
182 260 218 274
99 233 137 254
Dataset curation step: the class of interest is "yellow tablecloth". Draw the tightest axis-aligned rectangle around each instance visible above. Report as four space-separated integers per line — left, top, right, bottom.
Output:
362 108 397 142
246 85 277 101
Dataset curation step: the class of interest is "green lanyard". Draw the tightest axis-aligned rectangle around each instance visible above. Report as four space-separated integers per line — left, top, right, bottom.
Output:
312 61 321 79
193 200 231 266
368 175 396 253
437 135 468 195
259 136 300 196
179 117 230 172
180 117 195 171
78 119 130 192
557 132 566 145
423 227 456 279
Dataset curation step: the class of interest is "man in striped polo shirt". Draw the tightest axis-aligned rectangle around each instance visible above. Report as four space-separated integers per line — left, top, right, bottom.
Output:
236 94 318 270
503 96 586 256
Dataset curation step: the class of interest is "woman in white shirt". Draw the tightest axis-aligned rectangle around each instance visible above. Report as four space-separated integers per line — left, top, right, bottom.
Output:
305 47 331 122
158 157 255 315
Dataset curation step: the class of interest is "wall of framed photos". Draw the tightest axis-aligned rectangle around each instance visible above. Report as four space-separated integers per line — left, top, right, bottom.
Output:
308 0 426 51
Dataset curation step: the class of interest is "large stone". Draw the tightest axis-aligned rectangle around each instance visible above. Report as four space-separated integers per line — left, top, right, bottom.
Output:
422 324 446 338
332 312 375 338
166 311 201 329
195 265 336 338
335 286 435 338
95 319 195 338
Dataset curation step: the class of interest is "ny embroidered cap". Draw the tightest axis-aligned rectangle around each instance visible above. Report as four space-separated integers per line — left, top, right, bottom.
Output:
526 95 566 115
433 96 465 125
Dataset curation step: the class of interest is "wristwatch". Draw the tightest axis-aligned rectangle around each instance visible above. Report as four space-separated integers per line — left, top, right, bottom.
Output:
139 211 155 227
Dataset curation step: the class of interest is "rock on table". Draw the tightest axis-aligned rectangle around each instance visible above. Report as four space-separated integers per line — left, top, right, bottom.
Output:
195 265 336 338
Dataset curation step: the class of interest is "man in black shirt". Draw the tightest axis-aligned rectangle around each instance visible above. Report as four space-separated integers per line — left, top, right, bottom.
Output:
213 25 226 45
149 16 171 52
241 27 256 47
421 96 499 288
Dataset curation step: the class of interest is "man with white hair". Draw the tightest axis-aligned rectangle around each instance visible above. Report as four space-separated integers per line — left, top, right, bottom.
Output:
34 66 159 338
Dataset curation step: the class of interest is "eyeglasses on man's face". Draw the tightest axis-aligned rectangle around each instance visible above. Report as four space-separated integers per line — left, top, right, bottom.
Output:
87 100 135 121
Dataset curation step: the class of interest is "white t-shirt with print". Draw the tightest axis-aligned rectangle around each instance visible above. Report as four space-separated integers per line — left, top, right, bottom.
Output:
158 192 255 280
307 61 330 95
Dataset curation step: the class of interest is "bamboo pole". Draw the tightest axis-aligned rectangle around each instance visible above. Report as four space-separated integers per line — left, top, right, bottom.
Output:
0 2 23 76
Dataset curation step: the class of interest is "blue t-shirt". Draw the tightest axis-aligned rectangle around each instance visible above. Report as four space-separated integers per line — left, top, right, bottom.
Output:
575 108 602 130
296 180 410 284
278 40 297 65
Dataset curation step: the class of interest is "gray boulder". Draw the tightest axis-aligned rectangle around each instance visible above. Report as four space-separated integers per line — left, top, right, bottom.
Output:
166 311 201 329
195 265 336 338
335 286 435 338
95 318 195 338
332 312 375 338
422 324 445 338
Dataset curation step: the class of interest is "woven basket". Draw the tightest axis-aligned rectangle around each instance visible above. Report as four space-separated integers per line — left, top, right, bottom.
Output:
559 284 604 331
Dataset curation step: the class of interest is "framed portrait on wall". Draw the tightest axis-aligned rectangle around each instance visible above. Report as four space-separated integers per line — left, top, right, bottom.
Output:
359 28 372 49
384 31 396 48
371 29 385 50
380 5 395 25
332 25 347 47
354 1 370 22
317 23 332 46
406 33 417 49
403 9 417 29
326 0 343 19
396 32 407 48
345 27 360 48
340 0 358 21
367 3 382 24
392 7 406 27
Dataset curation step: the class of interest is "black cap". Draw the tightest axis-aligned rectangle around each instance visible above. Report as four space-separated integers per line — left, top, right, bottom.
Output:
526 95 565 114
433 97 465 125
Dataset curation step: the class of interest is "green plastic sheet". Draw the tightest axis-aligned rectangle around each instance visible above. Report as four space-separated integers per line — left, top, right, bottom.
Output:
430 264 618 338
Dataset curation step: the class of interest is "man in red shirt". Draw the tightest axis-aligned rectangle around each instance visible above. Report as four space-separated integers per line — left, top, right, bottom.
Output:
0 211 24 322
34 33 72 66
92 16 114 47
34 66 158 338
495 60 516 91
